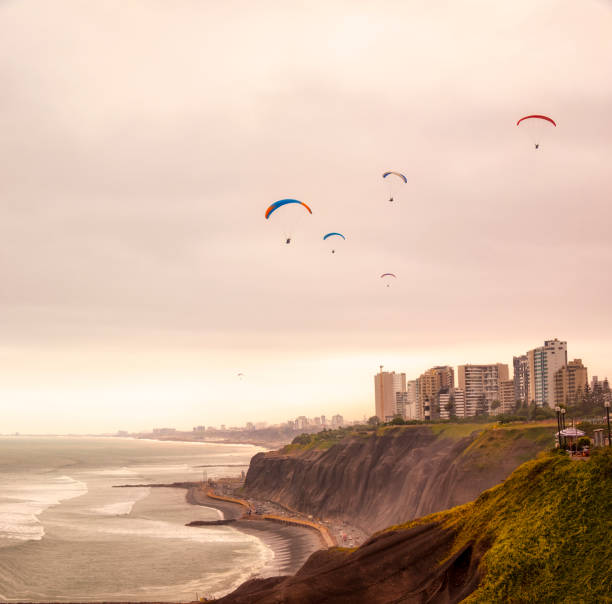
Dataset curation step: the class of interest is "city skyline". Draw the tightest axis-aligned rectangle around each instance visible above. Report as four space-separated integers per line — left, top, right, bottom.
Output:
374 337 606 423
2 1 612 432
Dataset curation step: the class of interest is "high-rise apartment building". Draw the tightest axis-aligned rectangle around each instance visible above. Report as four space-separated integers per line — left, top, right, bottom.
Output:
395 385 418 420
394 391 408 419
416 365 455 420
499 379 516 414
416 366 454 420
374 368 407 421
527 339 567 407
458 363 509 416
406 380 418 419
454 388 466 418
513 355 529 405
439 388 466 419
554 358 588 406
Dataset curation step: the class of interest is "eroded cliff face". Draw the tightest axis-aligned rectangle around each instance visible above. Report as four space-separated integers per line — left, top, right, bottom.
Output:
243 424 551 533
215 521 482 604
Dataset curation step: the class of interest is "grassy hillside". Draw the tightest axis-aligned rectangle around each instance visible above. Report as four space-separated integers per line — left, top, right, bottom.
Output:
282 420 554 454
389 447 612 602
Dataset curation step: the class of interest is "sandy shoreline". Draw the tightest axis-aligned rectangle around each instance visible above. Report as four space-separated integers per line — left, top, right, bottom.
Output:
186 487 324 578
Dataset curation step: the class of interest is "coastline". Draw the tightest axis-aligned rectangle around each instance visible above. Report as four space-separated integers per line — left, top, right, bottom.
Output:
186 487 325 578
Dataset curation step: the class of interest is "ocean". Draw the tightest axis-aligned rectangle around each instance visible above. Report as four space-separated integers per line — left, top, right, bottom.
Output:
0 436 272 602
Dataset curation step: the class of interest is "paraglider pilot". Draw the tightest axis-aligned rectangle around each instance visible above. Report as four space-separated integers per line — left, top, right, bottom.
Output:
535 144 539 150
286 237 291 244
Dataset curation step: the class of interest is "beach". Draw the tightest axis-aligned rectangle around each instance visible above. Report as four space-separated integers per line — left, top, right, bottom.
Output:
186 487 325 578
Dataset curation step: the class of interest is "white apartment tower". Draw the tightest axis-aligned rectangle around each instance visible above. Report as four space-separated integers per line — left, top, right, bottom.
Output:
527 339 567 407
458 364 509 417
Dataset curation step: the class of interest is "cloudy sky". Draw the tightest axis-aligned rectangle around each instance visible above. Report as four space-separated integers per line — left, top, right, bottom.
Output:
1 0 612 433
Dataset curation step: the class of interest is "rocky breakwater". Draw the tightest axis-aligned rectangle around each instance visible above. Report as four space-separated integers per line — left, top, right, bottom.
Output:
242 423 553 534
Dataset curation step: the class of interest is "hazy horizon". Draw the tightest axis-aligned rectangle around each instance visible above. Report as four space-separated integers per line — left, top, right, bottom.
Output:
2 1 612 432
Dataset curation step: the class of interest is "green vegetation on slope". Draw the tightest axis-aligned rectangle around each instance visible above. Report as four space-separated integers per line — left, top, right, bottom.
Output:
389 448 612 602
282 421 555 454
281 426 365 452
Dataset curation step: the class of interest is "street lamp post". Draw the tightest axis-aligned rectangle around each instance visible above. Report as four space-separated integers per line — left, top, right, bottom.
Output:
555 406 561 449
605 399 611 447
561 408 566 449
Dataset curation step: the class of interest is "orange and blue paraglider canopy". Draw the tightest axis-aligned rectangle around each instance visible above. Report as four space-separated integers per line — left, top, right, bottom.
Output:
265 199 312 219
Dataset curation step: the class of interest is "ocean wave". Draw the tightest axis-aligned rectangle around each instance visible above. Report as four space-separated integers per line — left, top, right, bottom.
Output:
91 517 260 544
87 467 137 477
92 488 150 517
128 463 191 474
0 475 87 542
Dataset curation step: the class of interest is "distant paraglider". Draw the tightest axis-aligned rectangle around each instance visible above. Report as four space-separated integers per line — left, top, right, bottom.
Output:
265 199 312 244
382 172 407 202
323 232 346 254
516 115 556 150
380 273 397 287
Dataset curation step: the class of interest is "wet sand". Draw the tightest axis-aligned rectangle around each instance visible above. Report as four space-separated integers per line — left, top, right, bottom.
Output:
186 488 324 577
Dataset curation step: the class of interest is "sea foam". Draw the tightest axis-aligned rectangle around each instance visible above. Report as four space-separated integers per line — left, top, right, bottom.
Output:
0 475 87 542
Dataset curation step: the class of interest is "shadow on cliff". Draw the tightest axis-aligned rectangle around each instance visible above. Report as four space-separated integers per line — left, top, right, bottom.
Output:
215 521 483 604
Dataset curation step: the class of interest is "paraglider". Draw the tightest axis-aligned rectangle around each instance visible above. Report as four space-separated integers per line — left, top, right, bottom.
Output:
323 232 346 254
265 199 312 244
380 273 397 288
516 115 556 150
265 199 312 219
382 172 407 202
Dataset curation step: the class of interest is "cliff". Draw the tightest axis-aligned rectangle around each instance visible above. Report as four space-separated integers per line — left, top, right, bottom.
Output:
215 448 612 604
242 422 553 534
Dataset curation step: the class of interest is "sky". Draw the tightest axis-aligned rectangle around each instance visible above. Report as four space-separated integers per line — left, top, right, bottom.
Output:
1 0 612 433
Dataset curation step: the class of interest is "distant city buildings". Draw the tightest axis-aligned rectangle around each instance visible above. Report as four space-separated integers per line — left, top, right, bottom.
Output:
331 414 344 427
374 337 605 421
284 413 346 431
